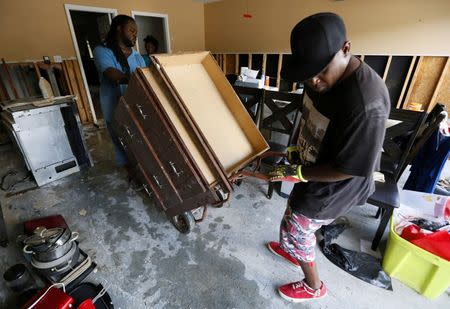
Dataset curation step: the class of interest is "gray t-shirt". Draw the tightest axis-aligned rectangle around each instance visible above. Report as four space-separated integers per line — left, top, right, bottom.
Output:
289 62 390 220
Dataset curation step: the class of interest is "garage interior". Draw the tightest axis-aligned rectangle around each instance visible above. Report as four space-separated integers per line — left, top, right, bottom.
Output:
0 0 449 308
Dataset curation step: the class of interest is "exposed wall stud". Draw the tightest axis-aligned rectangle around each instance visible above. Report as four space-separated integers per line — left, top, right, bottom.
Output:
262 54 267 76
429 57 450 112
397 56 417 108
403 56 423 109
382 56 392 81
276 54 283 88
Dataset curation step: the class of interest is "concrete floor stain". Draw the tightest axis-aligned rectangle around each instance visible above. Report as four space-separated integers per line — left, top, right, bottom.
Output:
129 250 149 279
235 194 245 200
144 235 272 308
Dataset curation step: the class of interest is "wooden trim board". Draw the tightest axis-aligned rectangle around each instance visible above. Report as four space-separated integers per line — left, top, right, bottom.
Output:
262 54 267 76
397 56 417 108
223 54 227 73
403 56 424 109
404 56 447 111
382 56 392 81
429 57 450 112
277 54 283 88
62 60 93 123
435 58 450 111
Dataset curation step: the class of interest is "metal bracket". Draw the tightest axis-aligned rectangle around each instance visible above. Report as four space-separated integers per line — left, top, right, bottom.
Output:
169 161 183 177
118 137 126 149
136 105 148 119
152 175 162 189
124 125 134 138
142 184 153 197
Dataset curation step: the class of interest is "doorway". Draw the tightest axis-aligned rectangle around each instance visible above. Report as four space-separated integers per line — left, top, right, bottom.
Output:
65 4 118 125
132 11 171 58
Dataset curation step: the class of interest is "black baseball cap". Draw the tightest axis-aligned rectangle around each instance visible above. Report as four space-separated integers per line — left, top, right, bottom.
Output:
281 12 347 82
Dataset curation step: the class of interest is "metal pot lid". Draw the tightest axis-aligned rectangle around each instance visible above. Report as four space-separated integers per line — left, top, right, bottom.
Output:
31 241 78 269
53 228 71 247
23 227 64 246
30 229 73 253
33 235 76 262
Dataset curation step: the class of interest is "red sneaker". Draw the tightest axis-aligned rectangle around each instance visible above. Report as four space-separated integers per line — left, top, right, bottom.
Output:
278 280 327 303
267 242 301 268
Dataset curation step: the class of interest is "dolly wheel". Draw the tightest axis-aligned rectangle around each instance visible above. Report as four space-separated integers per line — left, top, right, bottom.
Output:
170 211 195 233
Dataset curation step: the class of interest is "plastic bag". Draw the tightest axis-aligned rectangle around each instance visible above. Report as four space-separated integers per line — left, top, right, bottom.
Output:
400 224 450 261
320 223 393 290
410 218 449 232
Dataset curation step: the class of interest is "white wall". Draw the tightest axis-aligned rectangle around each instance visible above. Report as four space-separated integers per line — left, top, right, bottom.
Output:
205 0 450 55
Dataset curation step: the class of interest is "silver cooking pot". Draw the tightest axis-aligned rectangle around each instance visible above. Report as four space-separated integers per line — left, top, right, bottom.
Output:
23 229 79 262
31 241 80 277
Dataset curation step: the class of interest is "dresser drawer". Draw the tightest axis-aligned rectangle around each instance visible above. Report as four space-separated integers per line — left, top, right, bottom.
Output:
124 75 208 201
115 100 183 210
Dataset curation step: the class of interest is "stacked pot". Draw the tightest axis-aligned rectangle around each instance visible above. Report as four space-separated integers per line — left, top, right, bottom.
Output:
22 227 79 278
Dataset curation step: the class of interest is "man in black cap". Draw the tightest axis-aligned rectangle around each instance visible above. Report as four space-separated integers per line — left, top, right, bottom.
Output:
266 12 390 302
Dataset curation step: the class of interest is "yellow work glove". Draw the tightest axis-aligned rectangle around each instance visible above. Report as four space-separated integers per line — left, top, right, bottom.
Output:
287 145 302 164
268 165 308 183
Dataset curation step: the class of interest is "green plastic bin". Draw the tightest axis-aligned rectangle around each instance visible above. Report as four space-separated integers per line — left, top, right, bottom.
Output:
382 217 450 299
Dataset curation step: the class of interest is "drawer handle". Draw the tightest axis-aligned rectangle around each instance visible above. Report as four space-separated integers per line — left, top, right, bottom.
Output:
153 175 162 188
143 184 152 197
169 161 183 177
118 137 126 149
124 125 134 138
137 105 148 119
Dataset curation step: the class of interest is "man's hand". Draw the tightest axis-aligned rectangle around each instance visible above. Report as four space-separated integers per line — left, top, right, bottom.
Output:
268 165 305 183
104 68 130 85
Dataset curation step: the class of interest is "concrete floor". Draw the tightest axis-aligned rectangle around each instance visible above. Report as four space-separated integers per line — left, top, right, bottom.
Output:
0 128 449 309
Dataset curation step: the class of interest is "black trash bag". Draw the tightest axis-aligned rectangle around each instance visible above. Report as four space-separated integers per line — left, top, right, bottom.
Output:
320 223 393 290
410 218 449 232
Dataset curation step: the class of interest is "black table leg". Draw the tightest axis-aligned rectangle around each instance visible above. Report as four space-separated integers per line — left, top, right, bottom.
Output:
0 202 8 247
371 207 393 250
375 208 382 218
267 182 274 199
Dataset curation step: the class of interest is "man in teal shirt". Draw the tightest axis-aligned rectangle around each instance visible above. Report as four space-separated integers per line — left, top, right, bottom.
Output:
94 15 145 166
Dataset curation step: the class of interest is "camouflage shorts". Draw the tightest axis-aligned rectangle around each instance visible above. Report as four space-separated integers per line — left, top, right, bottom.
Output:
280 206 333 263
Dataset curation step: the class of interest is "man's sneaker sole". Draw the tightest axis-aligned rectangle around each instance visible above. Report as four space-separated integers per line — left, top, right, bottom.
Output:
278 289 327 303
267 243 301 269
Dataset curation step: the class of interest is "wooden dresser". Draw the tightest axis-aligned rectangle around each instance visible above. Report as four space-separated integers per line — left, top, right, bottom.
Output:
113 52 268 231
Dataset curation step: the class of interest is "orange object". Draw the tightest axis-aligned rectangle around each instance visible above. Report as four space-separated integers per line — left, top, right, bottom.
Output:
407 102 423 111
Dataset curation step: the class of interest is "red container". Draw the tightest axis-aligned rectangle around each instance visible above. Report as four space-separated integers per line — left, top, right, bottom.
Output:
21 286 74 309
24 215 69 235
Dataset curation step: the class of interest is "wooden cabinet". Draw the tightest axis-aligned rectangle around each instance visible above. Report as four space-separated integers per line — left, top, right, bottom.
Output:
113 52 268 218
